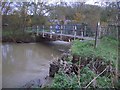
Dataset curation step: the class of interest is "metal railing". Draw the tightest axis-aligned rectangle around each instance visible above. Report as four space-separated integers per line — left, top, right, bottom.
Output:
26 24 95 37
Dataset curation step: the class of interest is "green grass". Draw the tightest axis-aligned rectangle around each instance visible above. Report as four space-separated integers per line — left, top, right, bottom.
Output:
50 71 80 88
49 36 118 88
50 66 112 88
71 37 118 67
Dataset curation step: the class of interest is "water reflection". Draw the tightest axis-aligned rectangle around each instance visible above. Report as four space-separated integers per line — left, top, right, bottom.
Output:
2 43 63 88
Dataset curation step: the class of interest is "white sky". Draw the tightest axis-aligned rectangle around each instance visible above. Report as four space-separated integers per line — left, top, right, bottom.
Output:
39 0 118 6
45 0 118 6
42 0 118 3
2 0 118 5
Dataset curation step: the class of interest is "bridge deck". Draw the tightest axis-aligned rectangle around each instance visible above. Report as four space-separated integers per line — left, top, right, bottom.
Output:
26 29 95 41
42 32 95 40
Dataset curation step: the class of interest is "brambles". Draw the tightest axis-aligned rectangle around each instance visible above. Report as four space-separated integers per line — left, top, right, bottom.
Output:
49 36 118 88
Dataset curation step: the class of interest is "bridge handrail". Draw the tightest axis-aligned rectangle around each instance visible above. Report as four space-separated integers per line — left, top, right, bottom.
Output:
25 25 95 37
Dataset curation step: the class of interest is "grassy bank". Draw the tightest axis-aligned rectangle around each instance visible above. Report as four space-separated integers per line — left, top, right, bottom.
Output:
71 37 118 67
49 36 119 88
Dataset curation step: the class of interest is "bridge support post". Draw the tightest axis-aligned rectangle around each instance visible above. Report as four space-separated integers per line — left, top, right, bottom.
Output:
60 25 63 40
42 25 45 37
84 25 87 36
50 26 53 39
74 25 77 40
36 26 39 36
81 31 83 37
69 39 71 42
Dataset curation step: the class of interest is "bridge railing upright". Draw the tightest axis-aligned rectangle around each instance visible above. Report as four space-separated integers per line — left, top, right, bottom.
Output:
62 24 83 36
45 25 81 36
26 26 37 33
67 25 84 36
25 24 95 38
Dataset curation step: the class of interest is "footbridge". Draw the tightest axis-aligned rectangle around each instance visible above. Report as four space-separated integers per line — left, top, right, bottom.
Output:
26 25 95 42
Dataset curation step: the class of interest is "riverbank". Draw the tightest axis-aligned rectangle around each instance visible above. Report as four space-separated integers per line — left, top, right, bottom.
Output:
2 35 36 43
2 36 119 88
47 37 119 88
2 30 38 43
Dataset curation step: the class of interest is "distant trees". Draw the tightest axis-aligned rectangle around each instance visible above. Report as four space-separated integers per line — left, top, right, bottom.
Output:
48 1 118 36
48 2 101 29
2 1 118 36
100 2 118 23
2 1 51 33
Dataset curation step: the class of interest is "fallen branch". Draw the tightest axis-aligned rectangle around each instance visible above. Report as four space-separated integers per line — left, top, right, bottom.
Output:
84 66 108 88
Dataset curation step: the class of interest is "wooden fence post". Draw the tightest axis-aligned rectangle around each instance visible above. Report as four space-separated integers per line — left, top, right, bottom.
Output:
115 2 120 83
98 22 101 38
94 22 99 48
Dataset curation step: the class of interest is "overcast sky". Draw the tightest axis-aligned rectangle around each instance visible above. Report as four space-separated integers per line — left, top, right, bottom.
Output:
3 0 118 5
41 0 117 4
45 0 118 6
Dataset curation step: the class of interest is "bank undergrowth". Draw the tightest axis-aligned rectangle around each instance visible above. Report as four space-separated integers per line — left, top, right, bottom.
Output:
71 37 118 67
2 30 35 42
49 36 119 88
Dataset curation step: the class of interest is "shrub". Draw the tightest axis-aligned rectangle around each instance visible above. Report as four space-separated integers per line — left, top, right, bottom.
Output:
50 71 79 88
49 36 118 88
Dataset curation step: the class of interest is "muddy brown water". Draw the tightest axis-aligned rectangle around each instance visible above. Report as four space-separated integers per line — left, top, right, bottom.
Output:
2 41 70 88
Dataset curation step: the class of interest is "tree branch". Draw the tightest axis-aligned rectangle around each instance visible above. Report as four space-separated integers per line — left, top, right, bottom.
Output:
84 66 108 88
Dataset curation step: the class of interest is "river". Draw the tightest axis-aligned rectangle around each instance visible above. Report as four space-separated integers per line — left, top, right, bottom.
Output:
2 41 70 88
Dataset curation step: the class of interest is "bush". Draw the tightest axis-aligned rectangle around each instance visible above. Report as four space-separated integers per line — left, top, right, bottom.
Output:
49 36 118 88
50 66 112 88
50 71 79 88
